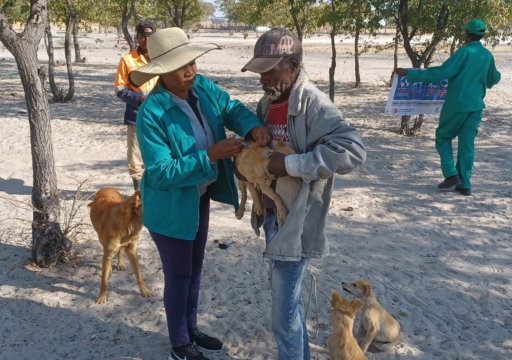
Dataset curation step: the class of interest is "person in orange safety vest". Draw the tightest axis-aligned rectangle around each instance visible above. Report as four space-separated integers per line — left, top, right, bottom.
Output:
114 21 158 190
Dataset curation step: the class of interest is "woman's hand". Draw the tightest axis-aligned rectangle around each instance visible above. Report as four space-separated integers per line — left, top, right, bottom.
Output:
250 126 271 147
208 137 245 162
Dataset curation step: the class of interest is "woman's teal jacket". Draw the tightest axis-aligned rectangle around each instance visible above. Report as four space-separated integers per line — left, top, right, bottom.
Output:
136 74 263 240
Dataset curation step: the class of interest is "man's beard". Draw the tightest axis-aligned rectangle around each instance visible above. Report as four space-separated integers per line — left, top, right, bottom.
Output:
263 85 283 101
262 79 293 101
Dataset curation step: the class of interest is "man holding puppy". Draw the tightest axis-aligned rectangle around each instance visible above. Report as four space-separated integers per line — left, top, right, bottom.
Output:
239 27 366 359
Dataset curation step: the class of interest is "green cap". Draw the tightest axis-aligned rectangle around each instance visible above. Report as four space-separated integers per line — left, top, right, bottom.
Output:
461 19 486 35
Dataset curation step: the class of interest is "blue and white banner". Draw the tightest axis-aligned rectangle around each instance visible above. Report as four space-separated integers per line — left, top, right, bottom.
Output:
385 75 448 116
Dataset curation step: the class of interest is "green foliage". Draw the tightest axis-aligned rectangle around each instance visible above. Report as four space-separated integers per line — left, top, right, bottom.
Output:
214 0 234 20
319 0 383 41
154 0 207 29
0 0 31 24
388 0 512 67
201 1 215 19
221 0 323 39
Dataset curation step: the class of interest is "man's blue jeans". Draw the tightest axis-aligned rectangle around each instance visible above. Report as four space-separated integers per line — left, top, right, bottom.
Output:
264 214 311 360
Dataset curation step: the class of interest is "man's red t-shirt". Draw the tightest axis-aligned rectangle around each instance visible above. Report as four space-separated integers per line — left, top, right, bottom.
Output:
267 100 289 142
263 100 290 209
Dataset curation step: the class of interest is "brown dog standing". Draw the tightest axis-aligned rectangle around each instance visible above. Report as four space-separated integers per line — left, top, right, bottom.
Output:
88 187 153 304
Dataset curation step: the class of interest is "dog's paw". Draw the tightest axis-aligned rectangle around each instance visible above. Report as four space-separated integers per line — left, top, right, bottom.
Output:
254 204 264 216
140 288 154 298
235 208 245 220
96 294 108 304
277 207 288 223
117 263 126 271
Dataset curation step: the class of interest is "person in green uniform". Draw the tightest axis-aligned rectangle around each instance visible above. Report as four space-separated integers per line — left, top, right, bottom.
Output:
395 18 501 196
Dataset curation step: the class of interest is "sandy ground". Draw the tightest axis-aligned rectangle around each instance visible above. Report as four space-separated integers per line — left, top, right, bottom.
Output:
0 31 511 360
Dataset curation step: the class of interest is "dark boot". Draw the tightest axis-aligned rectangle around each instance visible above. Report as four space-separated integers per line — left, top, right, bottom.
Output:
437 175 461 189
455 185 471 196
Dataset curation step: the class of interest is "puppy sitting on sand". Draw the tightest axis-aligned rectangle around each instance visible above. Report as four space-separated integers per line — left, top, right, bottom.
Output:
235 139 296 223
342 279 400 353
327 290 366 360
88 187 153 304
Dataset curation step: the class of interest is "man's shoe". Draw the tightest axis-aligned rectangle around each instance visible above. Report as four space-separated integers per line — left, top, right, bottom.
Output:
437 175 462 189
188 327 223 353
455 186 472 196
169 343 209 360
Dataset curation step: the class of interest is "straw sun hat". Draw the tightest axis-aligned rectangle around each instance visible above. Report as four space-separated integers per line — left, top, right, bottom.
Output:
129 27 220 88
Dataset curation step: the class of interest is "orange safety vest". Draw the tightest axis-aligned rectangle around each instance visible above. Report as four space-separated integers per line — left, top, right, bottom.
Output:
114 49 158 95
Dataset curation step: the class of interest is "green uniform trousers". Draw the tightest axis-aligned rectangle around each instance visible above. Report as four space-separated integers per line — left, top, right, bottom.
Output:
435 109 482 189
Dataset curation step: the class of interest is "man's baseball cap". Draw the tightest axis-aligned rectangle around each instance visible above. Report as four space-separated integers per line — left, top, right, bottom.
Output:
461 18 486 35
241 27 302 73
136 21 156 36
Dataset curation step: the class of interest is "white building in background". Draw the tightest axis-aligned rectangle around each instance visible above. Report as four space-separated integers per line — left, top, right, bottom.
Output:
211 17 228 25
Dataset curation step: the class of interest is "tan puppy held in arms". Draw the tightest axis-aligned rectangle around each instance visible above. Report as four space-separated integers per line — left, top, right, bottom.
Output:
342 279 401 353
327 290 367 360
88 187 153 304
235 139 296 223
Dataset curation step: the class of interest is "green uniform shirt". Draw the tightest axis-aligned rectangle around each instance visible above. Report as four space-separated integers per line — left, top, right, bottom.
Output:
407 41 501 112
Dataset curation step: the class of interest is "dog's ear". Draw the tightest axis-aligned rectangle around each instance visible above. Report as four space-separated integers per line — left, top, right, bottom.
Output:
351 299 364 313
361 279 371 295
361 284 369 295
332 290 342 303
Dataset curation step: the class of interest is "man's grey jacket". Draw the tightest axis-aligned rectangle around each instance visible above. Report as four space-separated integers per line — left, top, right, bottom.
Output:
255 69 366 261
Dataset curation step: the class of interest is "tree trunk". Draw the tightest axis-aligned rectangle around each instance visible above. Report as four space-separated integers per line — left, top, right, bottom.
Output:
288 0 303 42
400 60 423 135
44 25 58 99
328 1 336 102
354 25 361 88
411 114 424 134
63 11 75 102
121 0 136 50
168 3 181 28
0 0 71 266
45 24 65 102
389 24 399 87
72 20 84 63
180 4 188 29
450 37 457 55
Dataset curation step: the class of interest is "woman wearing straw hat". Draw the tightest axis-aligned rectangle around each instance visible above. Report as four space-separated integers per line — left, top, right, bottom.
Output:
129 27 269 360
